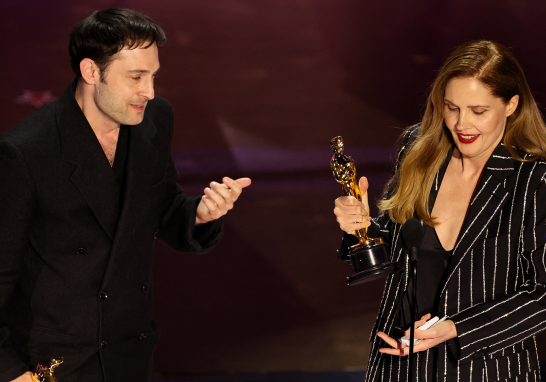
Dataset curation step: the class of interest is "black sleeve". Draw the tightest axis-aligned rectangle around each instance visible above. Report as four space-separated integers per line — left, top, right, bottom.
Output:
155 103 223 253
0 140 36 380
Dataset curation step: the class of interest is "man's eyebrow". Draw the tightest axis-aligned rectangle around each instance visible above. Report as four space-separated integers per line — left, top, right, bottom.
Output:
127 68 161 74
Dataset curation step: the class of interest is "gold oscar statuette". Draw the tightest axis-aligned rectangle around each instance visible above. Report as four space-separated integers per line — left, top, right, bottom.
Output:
31 356 63 382
330 136 401 285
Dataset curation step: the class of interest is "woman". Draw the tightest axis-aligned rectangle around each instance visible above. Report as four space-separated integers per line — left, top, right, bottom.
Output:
334 40 546 381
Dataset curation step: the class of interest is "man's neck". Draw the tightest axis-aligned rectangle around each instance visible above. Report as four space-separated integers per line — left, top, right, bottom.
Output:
74 78 120 138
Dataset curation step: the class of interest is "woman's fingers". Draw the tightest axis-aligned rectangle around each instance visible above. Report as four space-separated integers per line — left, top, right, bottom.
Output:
403 313 433 339
358 176 370 213
377 331 406 357
334 195 371 234
378 335 434 356
377 313 459 357
336 220 371 233
334 196 368 214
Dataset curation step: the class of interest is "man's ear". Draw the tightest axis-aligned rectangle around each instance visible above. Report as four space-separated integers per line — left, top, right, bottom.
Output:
80 58 100 85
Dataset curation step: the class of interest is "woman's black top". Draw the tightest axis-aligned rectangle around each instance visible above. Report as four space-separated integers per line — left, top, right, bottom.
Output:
396 225 452 333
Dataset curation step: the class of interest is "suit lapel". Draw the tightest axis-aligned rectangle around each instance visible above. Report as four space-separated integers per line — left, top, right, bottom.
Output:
56 81 120 240
428 147 454 212
440 143 516 296
117 115 159 221
99 115 159 287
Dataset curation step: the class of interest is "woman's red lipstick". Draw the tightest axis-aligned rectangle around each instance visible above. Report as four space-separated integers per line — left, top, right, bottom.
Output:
457 133 479 144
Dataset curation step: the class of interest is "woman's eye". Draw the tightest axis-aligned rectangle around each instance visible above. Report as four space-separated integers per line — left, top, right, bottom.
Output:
132 77 141 81
473 110 485 115
446 105 458 112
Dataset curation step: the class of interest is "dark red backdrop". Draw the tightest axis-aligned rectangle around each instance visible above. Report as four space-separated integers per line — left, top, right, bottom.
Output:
2 0 546 377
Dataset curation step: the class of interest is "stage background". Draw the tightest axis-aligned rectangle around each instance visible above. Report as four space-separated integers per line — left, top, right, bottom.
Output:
2 0 546 379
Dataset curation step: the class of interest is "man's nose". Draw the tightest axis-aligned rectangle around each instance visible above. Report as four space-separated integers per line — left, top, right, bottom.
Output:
141 79 155 100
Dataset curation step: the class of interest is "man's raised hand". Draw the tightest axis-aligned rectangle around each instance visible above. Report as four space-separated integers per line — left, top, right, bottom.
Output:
196 177 251 225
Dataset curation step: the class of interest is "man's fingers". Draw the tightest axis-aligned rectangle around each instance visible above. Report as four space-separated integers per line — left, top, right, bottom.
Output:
196 177 249 225
218 177 251 202
10 372 33 382
234 177 251 188
210 182 234 207
201 194 222 219
204 186 230 213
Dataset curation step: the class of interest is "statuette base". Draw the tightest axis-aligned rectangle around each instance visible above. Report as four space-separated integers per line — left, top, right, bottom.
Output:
346 237 402 285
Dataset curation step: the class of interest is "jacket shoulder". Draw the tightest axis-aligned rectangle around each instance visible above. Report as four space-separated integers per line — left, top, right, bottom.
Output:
1 100 59 150
401 123 420 146
527 157 546 185
393 123 420 169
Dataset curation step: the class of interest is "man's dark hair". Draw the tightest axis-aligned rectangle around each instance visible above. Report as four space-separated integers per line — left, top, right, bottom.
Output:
69 8 166 78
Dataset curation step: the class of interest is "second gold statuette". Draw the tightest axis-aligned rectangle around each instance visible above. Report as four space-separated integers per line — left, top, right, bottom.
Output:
31 356 63 382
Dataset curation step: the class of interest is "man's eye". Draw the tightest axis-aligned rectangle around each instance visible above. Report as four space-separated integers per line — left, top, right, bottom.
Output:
132 77 141 81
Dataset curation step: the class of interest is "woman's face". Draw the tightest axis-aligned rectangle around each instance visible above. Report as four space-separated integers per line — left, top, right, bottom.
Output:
443 77 519 161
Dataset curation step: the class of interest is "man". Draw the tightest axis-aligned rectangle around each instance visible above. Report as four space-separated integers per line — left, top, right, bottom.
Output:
0 9 250 382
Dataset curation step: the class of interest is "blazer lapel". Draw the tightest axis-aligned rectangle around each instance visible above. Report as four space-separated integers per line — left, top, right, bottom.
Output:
117 115 159 220
428 147 454 211
56 82 120 240
99 115 159 286
440 143 516 295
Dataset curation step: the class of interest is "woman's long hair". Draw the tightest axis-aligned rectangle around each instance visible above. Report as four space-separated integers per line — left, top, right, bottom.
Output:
379 40 546 226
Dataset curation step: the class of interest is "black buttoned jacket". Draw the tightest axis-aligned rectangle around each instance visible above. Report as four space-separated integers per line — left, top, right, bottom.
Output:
0 82 223 381
342 126 546 381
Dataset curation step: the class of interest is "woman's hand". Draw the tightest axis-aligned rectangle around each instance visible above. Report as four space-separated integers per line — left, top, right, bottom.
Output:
377 314 458 356
333 176 371 235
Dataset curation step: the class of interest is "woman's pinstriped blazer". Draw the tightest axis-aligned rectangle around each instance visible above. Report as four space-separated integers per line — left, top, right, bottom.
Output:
360 125 546 381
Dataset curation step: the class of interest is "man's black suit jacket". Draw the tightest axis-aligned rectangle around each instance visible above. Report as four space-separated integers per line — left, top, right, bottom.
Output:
0 81 223 381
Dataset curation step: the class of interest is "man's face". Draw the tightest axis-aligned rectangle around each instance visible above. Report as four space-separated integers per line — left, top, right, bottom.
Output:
94 42 160 126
